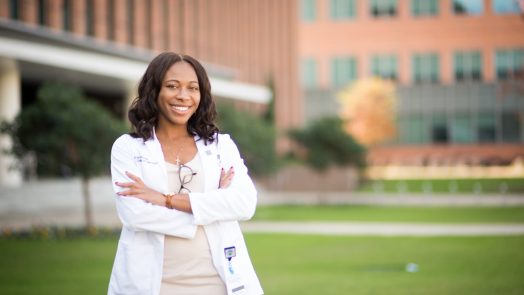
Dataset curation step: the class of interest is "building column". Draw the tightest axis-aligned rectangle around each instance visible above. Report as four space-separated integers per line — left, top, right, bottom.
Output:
0 58 22 187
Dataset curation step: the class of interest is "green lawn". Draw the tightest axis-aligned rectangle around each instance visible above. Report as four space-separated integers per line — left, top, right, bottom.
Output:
0 235 523 295
357 178 524 194
249 234 524 295
254 205 524 223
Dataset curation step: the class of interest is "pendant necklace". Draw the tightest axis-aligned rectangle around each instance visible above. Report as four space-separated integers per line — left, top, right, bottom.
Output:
175 147 183 166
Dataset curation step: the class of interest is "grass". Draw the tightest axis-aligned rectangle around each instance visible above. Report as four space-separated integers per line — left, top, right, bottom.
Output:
357 178 524 194
0 238 115 294
254 205 524 223
0 235 523 295
249 234 524 295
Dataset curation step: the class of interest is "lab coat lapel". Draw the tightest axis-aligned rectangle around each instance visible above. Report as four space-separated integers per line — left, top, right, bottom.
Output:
145 129 168 190
194 135 219 192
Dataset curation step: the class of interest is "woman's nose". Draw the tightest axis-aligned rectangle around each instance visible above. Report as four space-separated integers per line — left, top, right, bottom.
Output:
176 87 190 99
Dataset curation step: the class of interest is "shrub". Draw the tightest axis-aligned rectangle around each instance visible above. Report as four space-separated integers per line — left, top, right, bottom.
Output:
216 103 278 176
289 117 366 171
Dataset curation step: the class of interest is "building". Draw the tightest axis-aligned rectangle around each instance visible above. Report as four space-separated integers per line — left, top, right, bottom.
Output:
0 0 300 186
299 0 524 166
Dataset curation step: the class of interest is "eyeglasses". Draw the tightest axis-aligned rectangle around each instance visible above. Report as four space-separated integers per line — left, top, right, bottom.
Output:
178 164 197 194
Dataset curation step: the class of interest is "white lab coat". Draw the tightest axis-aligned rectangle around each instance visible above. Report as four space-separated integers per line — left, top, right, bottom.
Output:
107 131 263 295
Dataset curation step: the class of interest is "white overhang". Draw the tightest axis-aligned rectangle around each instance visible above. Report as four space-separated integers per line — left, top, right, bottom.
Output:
0 35 271 104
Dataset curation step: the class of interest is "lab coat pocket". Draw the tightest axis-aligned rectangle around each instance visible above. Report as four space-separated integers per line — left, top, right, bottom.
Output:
114 241 155 293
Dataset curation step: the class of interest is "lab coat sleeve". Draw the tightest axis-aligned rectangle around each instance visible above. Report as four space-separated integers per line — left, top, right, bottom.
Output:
189 134 257 225
111 135 197 238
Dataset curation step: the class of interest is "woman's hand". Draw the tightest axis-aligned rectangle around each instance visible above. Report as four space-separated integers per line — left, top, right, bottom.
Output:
219 166 235 188
115 171 165 206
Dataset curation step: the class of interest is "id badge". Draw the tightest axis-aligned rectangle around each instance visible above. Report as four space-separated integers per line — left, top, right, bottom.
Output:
224 246 246 294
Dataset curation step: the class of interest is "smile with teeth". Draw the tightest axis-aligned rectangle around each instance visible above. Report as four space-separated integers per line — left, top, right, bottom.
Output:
170 105 191 112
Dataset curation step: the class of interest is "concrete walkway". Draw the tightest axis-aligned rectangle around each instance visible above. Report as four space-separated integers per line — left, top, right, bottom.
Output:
1 177 524 236
241 221 524 236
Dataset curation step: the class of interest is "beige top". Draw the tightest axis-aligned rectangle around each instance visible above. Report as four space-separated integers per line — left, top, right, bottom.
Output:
160 155 227 295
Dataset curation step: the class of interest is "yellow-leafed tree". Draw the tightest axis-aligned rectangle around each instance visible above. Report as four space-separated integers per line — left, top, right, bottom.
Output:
337 77 397 146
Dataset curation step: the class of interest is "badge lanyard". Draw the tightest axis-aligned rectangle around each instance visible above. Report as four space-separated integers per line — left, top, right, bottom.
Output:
224 246 246 294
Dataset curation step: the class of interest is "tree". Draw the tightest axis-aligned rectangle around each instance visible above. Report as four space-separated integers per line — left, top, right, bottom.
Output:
217 103 278 176
1 82 127 230
289 117 366 171
337 77 397 146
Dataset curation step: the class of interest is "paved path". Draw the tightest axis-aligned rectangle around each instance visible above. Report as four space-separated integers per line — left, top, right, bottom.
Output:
1 177 524 236
241 221 524 236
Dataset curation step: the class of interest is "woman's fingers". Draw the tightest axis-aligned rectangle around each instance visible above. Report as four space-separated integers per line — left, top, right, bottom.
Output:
219 166 235 188
125 171 144 184
115 181 134 188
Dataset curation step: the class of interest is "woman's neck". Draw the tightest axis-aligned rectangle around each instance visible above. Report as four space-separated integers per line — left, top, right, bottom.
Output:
156 123 191 141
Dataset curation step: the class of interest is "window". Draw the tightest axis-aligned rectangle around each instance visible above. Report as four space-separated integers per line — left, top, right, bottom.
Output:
372 55 397 80
330 0 356 19
502 112 521 142
451 114 475 143
412 53 439 83
411 0 438 16
63 0 72 31
453 0 483 15
9 0 20 20
432 114 449 144
477 113 496 143
301 58 318 89
38 0 46 25
454 51 482 82
331 57 357 87
493 0 522 14
301 0 316 22
495 49 524 80
107 0 115 40
86 0 94 36
370 0 397 17
406 115 429 144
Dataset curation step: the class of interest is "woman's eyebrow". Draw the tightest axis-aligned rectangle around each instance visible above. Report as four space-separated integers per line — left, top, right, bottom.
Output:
164 79 198 83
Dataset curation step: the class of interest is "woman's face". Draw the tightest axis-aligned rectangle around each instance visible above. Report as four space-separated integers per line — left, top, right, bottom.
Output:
157 61 201 128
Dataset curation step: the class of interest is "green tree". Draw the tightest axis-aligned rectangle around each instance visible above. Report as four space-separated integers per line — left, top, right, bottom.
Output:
1 82 127 230
217 103 278 176
289 117 366 171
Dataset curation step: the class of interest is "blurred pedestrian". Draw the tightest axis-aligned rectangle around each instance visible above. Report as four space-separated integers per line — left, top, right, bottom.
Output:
108 52 263 295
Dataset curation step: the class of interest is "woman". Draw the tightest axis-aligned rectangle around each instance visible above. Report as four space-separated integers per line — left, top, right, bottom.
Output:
108 52 263 295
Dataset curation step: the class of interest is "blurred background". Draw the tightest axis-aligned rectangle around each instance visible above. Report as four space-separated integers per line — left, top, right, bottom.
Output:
0 0 524 294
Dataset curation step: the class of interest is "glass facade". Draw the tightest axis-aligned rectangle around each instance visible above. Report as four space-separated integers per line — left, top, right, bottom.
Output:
370 0 397 17
331 56 357 87
454 51 482 81
477 112 496 143
411 0 439 16
330 0 356 19
412 53 439 83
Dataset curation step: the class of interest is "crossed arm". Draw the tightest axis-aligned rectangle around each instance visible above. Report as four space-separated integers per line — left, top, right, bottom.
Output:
115 167 235 213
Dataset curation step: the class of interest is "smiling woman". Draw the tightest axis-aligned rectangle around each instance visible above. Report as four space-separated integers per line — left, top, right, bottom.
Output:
108 52 264 295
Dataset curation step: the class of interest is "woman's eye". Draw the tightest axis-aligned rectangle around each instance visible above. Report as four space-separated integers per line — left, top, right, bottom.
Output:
167 84 177 89
190 87 199 91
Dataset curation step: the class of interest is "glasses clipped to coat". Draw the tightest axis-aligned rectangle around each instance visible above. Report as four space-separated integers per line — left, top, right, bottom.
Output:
178 164 197 194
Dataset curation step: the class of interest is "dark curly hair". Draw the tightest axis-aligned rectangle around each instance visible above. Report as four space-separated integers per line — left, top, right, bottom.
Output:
128 52 219 144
